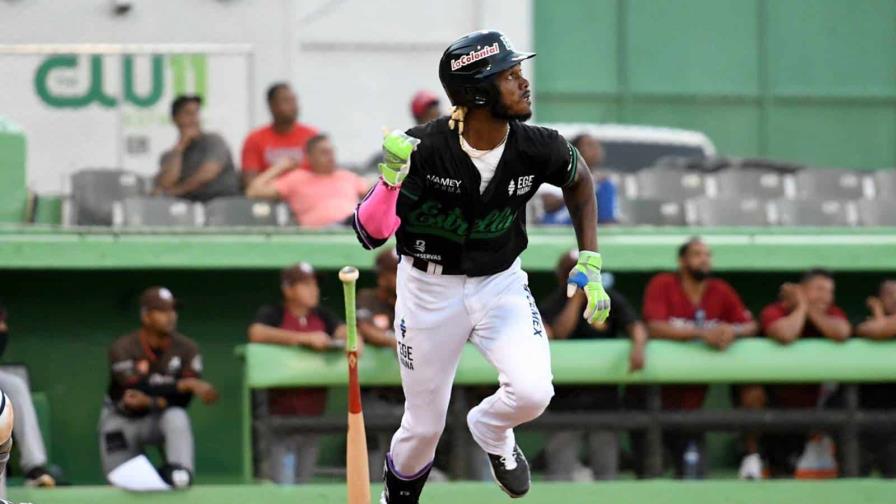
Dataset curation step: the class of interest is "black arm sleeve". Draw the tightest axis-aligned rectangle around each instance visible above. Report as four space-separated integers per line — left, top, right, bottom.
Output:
253 305 284 326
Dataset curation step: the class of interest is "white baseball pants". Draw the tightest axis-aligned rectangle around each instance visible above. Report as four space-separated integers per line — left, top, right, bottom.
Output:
388 257 554 477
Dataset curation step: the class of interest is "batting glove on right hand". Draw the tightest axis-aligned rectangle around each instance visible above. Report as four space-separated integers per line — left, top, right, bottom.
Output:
566 250 611 324
378 129 421 186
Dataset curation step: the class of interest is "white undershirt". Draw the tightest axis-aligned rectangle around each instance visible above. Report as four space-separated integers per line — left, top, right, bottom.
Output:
460 134 507 194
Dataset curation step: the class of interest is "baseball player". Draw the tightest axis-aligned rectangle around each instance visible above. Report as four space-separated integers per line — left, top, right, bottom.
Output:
353 30 611 502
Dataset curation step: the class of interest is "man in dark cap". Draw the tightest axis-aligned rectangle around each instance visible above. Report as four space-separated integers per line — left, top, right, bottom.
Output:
248 262 347 483
99 287 218 489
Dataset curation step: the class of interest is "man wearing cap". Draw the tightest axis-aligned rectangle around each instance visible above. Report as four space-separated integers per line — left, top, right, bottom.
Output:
410 91 441 126
539 250 646 481
247 262 347 483
153 94 241 202
99 287 218 489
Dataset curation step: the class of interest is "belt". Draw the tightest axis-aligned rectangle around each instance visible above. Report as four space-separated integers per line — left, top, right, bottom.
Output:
402 255 462 276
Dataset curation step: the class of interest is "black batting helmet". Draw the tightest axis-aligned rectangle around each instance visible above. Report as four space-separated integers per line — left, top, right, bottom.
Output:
438 30 535 107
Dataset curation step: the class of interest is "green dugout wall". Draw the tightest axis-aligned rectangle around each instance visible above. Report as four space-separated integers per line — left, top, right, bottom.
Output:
534 0 896 169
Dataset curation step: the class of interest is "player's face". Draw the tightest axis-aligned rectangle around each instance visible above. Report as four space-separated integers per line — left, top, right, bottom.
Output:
680 241 712 281
270 87 298 124
308 139 336 174
803 276 834 310
286 280 320 308
143 308 177 335
881 281 896 315
491 64 532 121
173 102 201 134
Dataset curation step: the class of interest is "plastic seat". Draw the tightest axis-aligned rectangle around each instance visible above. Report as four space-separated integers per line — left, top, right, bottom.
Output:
70 169 145 225
113 197 203 227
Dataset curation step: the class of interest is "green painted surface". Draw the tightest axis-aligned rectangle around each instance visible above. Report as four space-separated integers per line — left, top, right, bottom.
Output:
534 0 896 168
7 481 896 504
1 227 896 271
0 117 27 223
241 339 896 389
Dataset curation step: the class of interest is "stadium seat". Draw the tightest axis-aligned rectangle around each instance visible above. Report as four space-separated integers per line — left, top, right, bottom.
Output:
204 197 280 227
70 169 146 225
113 197 203 227
795 169 873 200
772 199 858 226
856 200 896 226
616 198 686 226
686 196 772 226
634 167 710 200
715 168 793 199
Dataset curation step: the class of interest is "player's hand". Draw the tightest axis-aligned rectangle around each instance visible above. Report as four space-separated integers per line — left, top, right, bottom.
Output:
628 343 646 372
301 331 332 351
867 296 885 317
566 250 611 324
122 389 152 411
192 380 219 405
379 129 421 186
701 324 736 350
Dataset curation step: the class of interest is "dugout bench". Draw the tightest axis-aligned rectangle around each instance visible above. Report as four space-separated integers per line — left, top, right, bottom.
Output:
236 339 896 481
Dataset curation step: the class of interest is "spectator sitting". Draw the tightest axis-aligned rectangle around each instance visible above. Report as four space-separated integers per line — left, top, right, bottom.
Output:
855 279 896 477
0 300 56 492
247 263 347 484
246 134 368 228
240 83 319 187
630 237 757 478
410 90 441 125
538 133 617 225
99 287 218 489
738 269 850 479
153 95 241 202
539 250 647 481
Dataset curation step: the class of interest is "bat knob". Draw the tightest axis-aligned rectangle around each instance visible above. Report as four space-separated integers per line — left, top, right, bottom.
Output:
339 266 360 283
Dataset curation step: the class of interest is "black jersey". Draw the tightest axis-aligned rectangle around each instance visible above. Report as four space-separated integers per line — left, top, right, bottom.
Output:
355 117 577 277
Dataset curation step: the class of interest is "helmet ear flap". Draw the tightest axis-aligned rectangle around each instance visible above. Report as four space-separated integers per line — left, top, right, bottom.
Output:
463 82 497 107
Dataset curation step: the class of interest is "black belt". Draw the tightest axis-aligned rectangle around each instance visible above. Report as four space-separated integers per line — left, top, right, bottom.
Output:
403 256 463 275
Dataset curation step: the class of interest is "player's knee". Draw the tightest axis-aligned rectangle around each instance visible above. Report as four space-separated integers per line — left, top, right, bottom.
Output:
513 382 554 419
160 407 191 430
405 419 446 447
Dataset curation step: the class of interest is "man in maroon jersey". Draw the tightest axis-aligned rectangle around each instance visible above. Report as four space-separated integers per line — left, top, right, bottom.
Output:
248 262 347 483
632 237 757 477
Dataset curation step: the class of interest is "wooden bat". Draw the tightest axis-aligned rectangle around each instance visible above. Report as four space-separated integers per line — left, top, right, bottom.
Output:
339 266 371 504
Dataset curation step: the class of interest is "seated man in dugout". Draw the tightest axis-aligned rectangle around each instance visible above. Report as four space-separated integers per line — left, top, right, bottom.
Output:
737 268 851 479
855 279 896 477
248 262 348 483
99 287 218 489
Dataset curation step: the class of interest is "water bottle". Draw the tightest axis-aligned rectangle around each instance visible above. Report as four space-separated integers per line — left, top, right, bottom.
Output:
682 440 702 480
280 451 296 485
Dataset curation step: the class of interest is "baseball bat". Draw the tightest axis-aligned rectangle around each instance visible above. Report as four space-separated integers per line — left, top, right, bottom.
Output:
339 266 371 504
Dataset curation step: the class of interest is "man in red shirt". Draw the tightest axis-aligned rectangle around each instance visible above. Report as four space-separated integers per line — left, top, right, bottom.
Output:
744 268 850 477
240 83 319 186
633 237 756 477
247 263 347 484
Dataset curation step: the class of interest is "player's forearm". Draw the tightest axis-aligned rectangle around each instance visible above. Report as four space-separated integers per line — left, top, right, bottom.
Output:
767 310 807 343
733 321 758 337
562 165 598 252
549 298 585 340
630 321 649 347
857 317 896 340
646 320 700 341
156 155 183 190
248 323 302 346
167 162 223 196
807 311 851 341
359 321 397 348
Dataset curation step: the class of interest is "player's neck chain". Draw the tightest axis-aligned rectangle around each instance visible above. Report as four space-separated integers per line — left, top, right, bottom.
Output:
461 125 509 159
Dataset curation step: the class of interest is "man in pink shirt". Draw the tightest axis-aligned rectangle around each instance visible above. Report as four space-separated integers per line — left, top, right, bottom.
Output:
240 83 319 187
246 134 368 228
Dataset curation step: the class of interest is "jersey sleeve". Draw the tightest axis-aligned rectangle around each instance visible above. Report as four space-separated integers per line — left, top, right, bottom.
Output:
108 340 140 390
253 305 283 327
543 135 579 189
205 134 232 165
241 131 264 172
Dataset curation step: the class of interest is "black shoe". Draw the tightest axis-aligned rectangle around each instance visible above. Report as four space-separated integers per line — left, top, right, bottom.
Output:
25 465 56 487
487 445 530 498
381 454 431 504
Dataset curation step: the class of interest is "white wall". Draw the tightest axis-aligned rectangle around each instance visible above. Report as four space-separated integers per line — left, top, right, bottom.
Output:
0 0 533 191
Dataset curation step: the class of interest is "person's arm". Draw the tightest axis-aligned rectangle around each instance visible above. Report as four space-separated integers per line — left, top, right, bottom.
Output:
806 308 851 342
358 320 397 349
245 159 293 199
628 321 648 372
562 151 597 252
155 132 199 192
247 323 330 350
766 304 808 344
164 160 223 197
547 292 586 340
646 320 702 341
857 316 896 340
240 133 263 189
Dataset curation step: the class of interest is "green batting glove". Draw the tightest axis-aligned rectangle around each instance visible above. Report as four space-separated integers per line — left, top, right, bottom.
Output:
566 250 611 323
378 129 421 186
